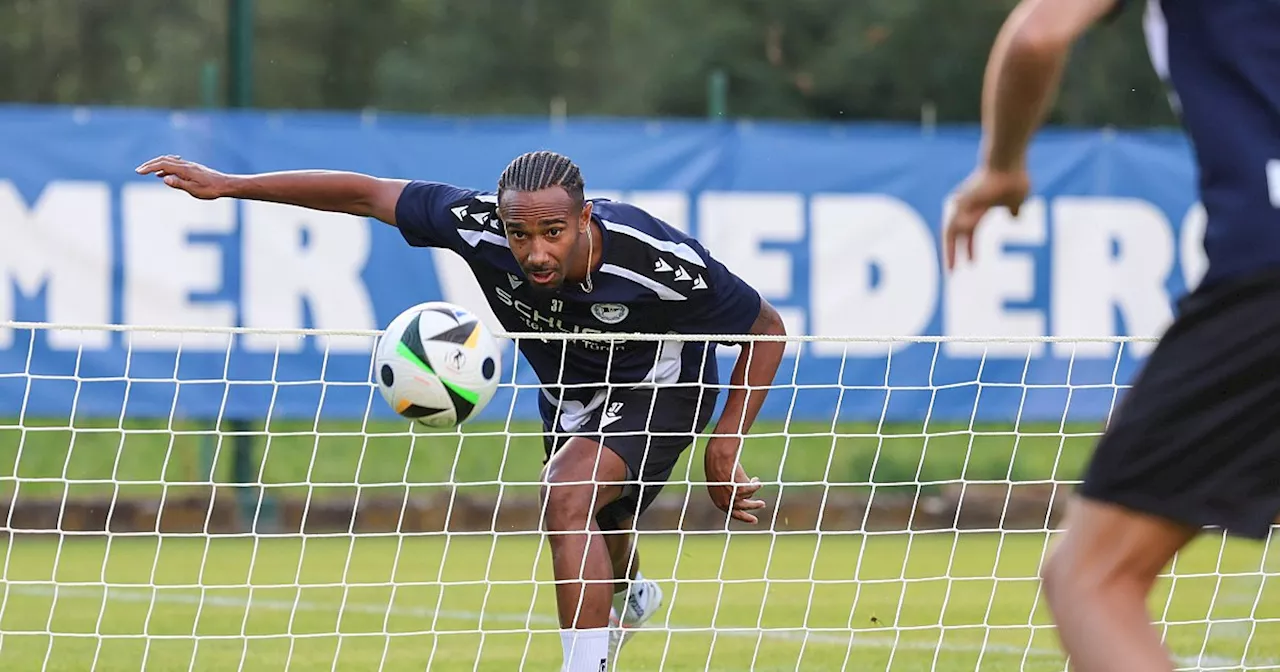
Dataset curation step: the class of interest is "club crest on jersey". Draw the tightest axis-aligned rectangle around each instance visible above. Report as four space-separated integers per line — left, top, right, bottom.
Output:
590 303 629 325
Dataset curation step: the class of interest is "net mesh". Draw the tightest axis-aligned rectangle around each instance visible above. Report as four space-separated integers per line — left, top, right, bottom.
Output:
1 321 1277 672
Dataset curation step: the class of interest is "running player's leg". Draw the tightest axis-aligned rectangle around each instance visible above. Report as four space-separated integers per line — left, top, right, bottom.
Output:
600 518 662 638
1041 498 1197 672
1041 269 1280 671
600 516 660 628
592 384 718 661
602 525 639 590
541 436 629 630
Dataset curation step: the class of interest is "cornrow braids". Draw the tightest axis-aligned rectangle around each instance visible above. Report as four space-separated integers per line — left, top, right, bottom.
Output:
497 150 586 206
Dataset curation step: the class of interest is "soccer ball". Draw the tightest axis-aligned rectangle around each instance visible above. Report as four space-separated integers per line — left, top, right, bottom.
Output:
374 301 502 428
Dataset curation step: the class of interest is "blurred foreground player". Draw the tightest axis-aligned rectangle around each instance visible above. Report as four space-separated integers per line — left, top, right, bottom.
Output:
945 1 1280 670
137 150 786 671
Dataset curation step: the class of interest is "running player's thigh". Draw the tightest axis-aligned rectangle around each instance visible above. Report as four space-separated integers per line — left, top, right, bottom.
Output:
542 436 629 505
1049 496 1198 588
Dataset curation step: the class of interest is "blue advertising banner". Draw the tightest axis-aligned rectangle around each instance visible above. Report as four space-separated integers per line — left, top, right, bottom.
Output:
0 106 1201 425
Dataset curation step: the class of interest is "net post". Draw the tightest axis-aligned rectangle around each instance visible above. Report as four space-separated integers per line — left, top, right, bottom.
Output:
226 418 276 533
708 69 728 120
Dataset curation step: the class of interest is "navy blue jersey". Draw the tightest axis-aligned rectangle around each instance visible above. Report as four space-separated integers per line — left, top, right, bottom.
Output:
1119 0 1280 287
393 181 762 426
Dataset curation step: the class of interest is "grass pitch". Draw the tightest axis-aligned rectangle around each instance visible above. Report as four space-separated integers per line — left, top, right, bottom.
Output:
3 419 1278 670
1 531 1278 671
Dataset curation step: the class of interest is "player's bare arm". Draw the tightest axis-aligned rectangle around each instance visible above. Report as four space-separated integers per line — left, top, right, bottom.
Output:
135 155 408 225
944 0 1122 270
703 298 786 525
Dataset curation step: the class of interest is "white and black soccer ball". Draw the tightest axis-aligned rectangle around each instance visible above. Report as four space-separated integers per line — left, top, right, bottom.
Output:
374 302 502 428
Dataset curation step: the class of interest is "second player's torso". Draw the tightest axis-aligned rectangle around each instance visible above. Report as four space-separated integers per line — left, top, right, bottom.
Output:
1146 0 1280 288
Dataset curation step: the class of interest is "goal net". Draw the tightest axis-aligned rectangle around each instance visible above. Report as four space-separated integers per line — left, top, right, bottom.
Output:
1 321 1276 672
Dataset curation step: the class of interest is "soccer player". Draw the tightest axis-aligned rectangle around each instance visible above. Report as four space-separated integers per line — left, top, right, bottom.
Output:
137 149 787 671
944 1 1280 670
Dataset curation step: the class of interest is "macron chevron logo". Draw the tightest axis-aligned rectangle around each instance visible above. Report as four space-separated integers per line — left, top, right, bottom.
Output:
654 259 674 273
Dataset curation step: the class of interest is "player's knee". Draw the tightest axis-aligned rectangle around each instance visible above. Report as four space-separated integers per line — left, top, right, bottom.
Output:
1039 546 1074 605
1041 537 1113 601
1040 537 1151 607
540 475 597 532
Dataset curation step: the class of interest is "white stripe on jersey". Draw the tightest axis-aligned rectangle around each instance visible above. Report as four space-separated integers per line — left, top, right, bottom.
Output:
1143 0 1170 81
1143 0 1181 114
599 264 688 301
459 229 510 248
600 219 707 269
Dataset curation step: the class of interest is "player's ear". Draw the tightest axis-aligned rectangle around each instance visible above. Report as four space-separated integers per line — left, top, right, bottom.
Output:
579 200 592 232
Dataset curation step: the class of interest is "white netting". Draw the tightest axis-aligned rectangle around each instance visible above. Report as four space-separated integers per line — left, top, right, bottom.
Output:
1 321 1277 672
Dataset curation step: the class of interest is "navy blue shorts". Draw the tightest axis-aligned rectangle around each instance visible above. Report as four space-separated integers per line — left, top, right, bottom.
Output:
1079 268 1280 540
541 385 719 530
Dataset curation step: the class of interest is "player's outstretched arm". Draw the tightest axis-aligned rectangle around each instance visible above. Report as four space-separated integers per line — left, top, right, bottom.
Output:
944 0 1122 270
135 155 409 225
703 298 787 525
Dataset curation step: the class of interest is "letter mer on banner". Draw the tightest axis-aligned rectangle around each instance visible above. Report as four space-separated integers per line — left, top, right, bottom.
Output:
0 106 1201 424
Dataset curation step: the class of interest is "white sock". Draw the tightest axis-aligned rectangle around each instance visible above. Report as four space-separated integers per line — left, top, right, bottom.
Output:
612 570 645 615
560 627 609 672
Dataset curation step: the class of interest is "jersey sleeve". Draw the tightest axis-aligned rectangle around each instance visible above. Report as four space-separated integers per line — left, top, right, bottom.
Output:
392 180 484 252
670 241 763 337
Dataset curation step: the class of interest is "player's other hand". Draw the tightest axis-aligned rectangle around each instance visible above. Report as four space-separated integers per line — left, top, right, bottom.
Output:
943 165 1031 271
135 155 230 200
704 437 766 525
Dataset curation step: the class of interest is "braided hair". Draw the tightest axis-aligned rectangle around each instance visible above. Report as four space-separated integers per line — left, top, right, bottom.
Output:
497 150 585 206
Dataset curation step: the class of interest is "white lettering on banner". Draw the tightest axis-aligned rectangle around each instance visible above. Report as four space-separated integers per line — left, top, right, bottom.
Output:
698 192 805 355
0 181 1213 364
627 192 689 233
943 198 1047 359
809 194 939 356
584 190 622 203
1179 202 1208 292
710 307 808 363
121 184 236 351
585 191 689 233
431 248 505 333
1051 198 1174 358
0 180 111 350
241 202 376 353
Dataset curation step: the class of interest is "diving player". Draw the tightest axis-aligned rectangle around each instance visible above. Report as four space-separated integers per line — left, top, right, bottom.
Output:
137 149 787 671
944 1 1280 670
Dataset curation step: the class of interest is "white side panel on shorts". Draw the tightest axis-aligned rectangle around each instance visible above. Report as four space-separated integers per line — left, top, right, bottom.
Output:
543 388 609 432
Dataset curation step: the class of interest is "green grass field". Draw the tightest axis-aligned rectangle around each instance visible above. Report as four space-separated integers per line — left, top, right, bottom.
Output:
3 420 1278 670
0 419 1100 501
0 532 1277 671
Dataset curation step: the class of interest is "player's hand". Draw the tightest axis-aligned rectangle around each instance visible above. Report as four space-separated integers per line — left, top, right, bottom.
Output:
704 437 766 525
943 165 1031 270
135 155 230 200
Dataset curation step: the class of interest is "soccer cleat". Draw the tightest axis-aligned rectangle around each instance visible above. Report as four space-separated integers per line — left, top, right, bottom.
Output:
608 578 663 662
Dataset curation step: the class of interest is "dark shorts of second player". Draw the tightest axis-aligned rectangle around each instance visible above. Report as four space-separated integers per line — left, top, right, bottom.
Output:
541 384 719 531
1079 266 1280 540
